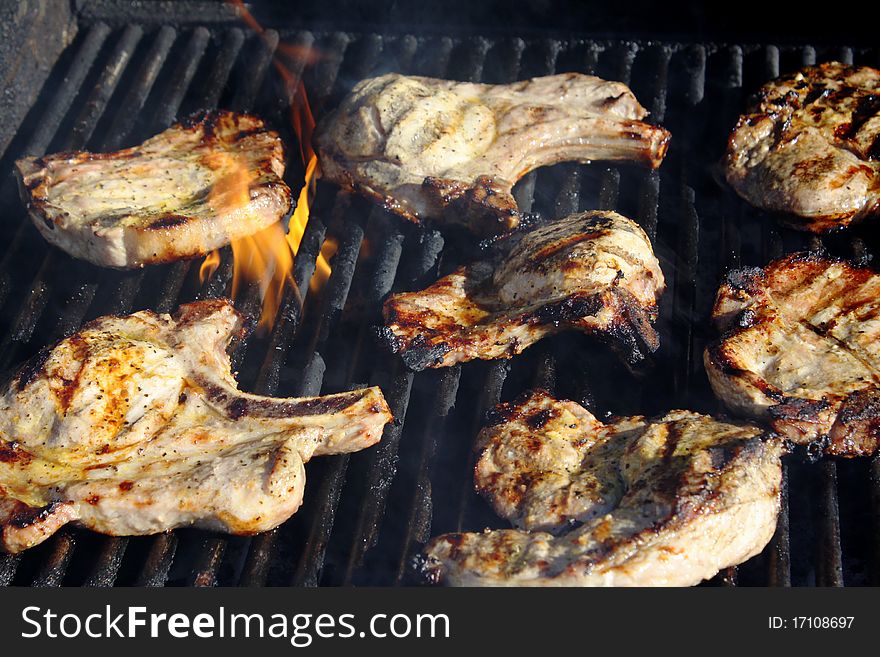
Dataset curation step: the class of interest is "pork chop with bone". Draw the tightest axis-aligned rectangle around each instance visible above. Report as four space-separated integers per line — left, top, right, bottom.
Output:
316 73 670 237
380 211 665 370
0 299 392 552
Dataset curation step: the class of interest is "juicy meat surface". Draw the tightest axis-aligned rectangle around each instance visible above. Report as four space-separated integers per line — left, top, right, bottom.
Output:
725 62 880 232
380 211 665 370
705 253 880 455
316 73 670 237
423 390 784 587
0 299 391 552
15 110 292 268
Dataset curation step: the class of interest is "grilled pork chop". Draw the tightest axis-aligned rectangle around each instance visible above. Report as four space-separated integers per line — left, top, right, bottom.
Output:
423 390 784 586
15 110 291 268
380 211 665 370
705 253 880 456
316 73 670 237
725 62 880 232
0 299 391 552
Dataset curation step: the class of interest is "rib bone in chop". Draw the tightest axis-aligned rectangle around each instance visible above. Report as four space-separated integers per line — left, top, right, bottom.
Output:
706 253 880 456
0 299 391 552
423 390 784 586
15 110 292 268
725 62 880 232
379 211 665 370
316 73 670 237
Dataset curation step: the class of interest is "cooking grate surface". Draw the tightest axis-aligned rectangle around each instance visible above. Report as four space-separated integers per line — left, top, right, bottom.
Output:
0 18 878 587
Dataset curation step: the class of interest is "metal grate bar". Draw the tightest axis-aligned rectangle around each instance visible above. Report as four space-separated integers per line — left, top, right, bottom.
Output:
454 361 510 532
229 29 279 112
30 535 77 587
103 25 177 150
135 533 178 587
393 367 462 582
244 34 428 587
83 538 129 588
342 369 415 584
0 28 160 376
190 28 245 111
153 27 211 129
768 462 792 586
816 461 844 586
64 24 145 149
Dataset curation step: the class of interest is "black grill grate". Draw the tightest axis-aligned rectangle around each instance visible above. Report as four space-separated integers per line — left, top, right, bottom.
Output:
0 18 878 587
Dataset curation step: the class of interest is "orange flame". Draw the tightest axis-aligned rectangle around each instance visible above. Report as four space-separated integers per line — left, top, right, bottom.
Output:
199 248 221 281
197 0 335 331
199 151 297 330
287 153 337 291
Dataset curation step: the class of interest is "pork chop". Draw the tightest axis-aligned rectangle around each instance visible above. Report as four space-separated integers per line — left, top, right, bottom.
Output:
0 299 391 552
316 73 670 237
423 390 784 586
379 211 665 370
15 110 292 268
725 62 880 232
705 252 880 455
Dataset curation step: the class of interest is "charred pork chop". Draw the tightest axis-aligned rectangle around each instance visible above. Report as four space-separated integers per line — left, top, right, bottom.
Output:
725 62 880 232
316 73 670 237
15 110 291 268
379 211 665 370
423 390 784 587
0 299 391 552
705 253 880 456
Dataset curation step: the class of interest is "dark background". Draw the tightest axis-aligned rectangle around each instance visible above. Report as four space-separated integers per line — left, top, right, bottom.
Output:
75 1 880 45
240 0 880 44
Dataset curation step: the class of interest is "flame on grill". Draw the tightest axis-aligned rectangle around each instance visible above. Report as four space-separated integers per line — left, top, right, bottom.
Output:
198 0 336 331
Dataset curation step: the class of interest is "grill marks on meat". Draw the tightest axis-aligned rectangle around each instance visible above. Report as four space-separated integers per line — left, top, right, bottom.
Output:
15 110 292 268
0 299 391 552
423 390 783 586
725 62 880 232
380 211 665 370
475 391 644 532
705 253 880 455
316 73 670 237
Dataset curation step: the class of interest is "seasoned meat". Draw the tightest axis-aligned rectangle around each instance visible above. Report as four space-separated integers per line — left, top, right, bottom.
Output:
316 73 670 237
474 390 645 532
725 62 880 232
379 211 665 370
15 110 291 268
705 253 880 456
423 390 784 587
0 299 391 552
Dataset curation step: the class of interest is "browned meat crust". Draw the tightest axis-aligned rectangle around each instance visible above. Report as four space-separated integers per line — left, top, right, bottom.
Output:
725 62 880 232
0 299 391 552
423 390 784 587
705 252 880 455
317 73 670 237
380 211 665 370
15 110 291 268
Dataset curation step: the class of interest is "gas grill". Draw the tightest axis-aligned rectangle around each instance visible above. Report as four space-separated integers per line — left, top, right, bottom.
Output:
0 1 877 587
